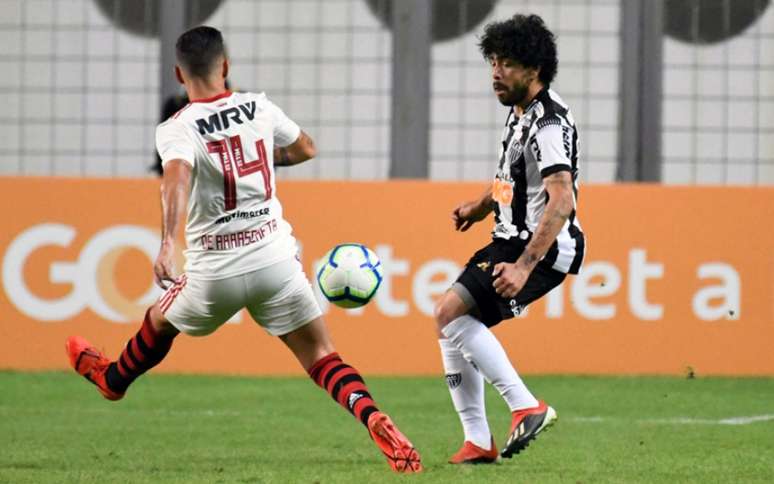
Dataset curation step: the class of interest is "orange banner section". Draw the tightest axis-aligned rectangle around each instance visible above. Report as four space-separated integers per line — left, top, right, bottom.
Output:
0 178 772 375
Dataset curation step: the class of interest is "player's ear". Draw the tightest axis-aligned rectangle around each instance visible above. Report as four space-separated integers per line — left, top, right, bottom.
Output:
174 65 184 85
529 66 540 84
221 58 229 80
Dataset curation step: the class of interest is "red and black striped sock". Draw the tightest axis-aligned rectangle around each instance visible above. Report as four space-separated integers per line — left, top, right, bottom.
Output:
308 352 379 426
105 309 176 393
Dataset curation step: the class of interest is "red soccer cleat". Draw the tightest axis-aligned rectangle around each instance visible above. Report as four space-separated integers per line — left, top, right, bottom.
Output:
367 412 423 473
448 437 499 464
65 336 124 401
500 400 557 458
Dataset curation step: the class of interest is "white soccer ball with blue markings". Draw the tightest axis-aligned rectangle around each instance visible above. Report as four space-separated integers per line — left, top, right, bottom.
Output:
316 244 382 309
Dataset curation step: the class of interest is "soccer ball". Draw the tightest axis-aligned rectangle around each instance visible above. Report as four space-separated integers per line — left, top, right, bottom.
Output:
316 243 382 308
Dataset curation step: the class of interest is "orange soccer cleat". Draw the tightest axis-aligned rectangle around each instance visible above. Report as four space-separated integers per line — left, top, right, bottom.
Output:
500 400 557 458
367 412 423 473
65 336 124 401
448 437 499 464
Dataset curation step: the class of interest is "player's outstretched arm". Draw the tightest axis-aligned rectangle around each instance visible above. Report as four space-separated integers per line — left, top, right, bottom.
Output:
274 130 316 167
154 159 192 289
452 185 495 231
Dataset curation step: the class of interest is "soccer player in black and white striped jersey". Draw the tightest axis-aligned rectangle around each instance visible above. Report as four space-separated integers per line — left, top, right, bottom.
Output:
434 15 585 464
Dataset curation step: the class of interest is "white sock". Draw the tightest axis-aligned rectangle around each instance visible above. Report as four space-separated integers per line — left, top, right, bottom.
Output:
439 338 491 450
442 315 539 412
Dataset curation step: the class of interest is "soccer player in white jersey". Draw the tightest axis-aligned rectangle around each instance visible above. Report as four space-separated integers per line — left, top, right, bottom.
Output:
65 26 422 474
434 15 585 464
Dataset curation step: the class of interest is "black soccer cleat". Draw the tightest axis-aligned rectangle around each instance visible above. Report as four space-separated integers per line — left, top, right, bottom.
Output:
500 400 557 458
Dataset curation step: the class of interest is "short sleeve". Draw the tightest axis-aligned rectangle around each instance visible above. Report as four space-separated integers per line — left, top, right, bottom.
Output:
264 99 301 148
530 121 572 178
155 120 195 167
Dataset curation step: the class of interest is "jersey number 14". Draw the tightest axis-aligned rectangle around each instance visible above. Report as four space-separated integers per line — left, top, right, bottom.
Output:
207 135 272 210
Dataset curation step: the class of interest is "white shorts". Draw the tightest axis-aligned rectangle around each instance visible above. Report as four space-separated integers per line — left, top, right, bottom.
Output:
158 257 322 337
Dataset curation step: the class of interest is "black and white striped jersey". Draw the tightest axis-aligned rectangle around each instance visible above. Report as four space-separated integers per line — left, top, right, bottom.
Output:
492 88 585 275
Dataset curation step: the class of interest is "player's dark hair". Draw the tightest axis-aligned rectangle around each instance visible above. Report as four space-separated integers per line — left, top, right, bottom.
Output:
175 26 226 78
478 14 558 86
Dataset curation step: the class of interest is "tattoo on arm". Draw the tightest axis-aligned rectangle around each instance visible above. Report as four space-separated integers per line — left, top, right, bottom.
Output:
275 147 292 166
516 173 574 271
520 252 540 267
280 147 291 166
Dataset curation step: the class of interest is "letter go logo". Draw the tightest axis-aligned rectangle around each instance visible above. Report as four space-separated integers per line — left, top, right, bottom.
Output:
2 223 163 322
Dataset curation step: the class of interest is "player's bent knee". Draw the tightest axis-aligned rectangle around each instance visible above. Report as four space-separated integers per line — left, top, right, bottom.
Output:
280 316 336 370
434 289 470 329
148 303 180 336
433 298 456 328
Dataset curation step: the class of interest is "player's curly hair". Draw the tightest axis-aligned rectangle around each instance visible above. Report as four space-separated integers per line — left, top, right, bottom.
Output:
478 14 558 86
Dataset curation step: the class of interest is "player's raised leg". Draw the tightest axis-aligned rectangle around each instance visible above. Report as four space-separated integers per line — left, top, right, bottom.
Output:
280 317 423 473
66 298 179 401
435 290 498 464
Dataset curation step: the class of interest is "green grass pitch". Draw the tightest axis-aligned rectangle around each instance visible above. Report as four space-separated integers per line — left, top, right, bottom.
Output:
1 372 773 483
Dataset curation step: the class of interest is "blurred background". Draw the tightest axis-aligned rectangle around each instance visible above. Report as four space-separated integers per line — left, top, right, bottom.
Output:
0 0 772 184
1 5 772 480
0 1 772 378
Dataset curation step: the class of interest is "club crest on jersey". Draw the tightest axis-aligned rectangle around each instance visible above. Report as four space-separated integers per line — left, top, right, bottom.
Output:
507 138 523 165
445 373 462 389
476 261 491 272
196 101 257 135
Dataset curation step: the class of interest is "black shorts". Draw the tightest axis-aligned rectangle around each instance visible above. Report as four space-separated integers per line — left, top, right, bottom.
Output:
455 238 566 327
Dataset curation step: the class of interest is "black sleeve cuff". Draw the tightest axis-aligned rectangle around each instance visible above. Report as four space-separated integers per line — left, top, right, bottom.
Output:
540 164 572 178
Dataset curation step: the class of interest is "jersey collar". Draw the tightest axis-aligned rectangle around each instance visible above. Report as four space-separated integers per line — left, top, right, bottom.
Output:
190 90 233 104
513 86 549 118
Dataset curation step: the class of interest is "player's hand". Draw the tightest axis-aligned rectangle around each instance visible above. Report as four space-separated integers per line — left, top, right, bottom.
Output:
492 262 529 299
452 201 486 232
153 242 177 290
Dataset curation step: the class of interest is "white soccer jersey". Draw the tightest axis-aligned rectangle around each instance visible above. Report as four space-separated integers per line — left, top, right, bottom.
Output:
155 90 301 280
492 88 585 274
